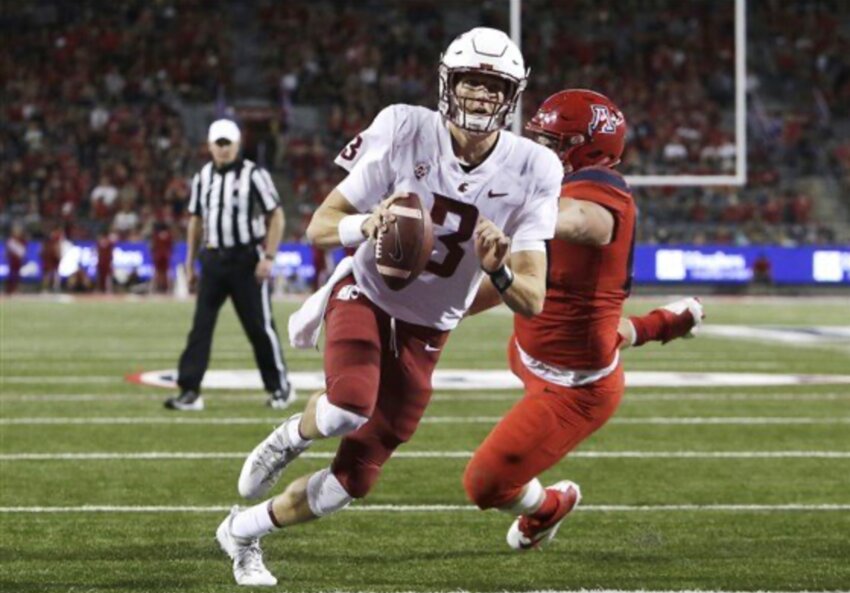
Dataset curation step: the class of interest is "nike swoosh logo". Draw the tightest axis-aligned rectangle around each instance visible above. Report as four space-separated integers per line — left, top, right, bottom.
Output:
424 344 441 352
487 190 508 198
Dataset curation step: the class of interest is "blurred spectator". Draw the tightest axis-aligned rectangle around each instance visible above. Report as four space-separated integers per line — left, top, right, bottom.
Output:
150 221 174 293
95 229 115 293
66 265 94 293
112 200 140 240
752 252 773 286
4 223 27 295
40 228 62 293
90 176 119 221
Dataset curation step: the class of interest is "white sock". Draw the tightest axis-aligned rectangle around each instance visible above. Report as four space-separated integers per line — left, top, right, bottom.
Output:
286 415 312 449
500 478 545 515
628 319 638 346
231 499 281 540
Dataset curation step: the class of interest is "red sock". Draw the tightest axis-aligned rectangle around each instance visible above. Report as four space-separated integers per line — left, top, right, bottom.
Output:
629 309 676 346
529 489 560 521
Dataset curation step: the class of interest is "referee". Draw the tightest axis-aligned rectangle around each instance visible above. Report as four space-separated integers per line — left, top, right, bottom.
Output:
165 119 294 411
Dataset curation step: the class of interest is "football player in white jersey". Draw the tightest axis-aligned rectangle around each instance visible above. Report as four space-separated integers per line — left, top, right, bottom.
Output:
214 27 562 586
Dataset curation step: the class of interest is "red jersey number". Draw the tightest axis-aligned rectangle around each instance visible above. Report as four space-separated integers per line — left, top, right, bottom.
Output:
425 194 478 278
338 135 363 161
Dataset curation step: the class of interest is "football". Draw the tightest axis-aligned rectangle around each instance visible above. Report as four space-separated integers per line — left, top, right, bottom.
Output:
375 192 434 290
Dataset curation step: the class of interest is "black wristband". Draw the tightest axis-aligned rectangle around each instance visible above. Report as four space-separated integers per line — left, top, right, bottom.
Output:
487 264 514 294
264 253 276 261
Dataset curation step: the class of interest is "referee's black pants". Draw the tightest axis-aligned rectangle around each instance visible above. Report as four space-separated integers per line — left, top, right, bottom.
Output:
177 246 289 394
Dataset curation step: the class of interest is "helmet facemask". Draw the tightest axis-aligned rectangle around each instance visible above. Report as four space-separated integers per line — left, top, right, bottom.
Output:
439 65 526 134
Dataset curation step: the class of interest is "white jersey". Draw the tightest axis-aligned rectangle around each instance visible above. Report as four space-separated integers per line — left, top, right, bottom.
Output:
334 104 562 330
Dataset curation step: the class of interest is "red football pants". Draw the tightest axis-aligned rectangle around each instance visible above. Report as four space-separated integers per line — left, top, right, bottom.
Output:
323 277 449 498
464 337 624 509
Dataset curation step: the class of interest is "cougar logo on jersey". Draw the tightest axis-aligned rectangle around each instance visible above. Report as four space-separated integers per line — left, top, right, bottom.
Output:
414 162 430 180
589 105 623 135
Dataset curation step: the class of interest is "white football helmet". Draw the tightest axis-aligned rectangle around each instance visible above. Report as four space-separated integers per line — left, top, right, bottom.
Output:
439 27 529 134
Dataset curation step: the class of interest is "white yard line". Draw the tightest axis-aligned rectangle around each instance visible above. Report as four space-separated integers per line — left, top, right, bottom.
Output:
1 392 849 403
0 376 119 384
1 416 848 426
2 451 848 461
611 417 850 425
0 504 847 513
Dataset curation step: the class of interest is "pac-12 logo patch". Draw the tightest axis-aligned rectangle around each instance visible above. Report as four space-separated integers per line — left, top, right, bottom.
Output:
589 105 623 135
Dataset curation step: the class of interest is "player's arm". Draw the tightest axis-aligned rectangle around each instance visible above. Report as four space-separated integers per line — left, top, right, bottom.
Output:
310 106 403 249
502 250 546 317
467 276 502 315
556 197 615 246
468 252 543 316
305 189 360 248
305 189 398 249
474 217 546 318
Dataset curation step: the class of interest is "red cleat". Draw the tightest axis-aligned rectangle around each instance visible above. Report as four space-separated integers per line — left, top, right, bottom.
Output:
506 480 581 550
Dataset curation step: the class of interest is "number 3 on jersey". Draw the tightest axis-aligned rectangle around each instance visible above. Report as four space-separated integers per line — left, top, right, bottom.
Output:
425 194 478 277
339 135 363 161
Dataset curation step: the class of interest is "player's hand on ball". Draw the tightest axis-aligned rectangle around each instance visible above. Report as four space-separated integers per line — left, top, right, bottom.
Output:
362 195 403 242
474 216 510 273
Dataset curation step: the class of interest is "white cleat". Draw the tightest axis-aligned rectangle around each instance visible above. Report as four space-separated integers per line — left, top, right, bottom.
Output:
216 506 278 586
507 480 581 551
661 297 705 339
238 413 310 499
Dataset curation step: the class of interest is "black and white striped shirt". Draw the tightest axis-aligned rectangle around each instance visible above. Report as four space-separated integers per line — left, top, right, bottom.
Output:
187 159 280 248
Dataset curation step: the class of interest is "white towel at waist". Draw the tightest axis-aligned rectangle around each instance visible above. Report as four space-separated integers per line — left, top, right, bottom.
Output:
287 256 355 349
515 339 619 388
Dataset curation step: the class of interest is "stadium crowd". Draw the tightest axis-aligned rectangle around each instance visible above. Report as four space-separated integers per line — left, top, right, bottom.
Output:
0 1 227 246
262 0 848 246
1 0 848 292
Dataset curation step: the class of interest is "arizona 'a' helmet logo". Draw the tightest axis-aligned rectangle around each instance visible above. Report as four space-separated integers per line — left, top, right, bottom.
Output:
589 104 623 136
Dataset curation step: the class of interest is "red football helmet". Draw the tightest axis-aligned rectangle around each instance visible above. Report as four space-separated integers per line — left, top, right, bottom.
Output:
526 89 627 172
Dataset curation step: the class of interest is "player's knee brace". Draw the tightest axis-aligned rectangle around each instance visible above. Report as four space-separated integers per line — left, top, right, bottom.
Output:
306 467 353 517
315 393 369 437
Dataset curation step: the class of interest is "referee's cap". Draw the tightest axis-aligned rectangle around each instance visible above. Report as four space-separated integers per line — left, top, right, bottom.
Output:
208 119 241 144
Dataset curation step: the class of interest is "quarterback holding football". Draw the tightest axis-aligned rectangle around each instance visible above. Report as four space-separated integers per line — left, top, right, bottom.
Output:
215 27 563 586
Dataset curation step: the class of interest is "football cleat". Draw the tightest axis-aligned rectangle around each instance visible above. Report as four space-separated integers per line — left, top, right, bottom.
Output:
507 480 581 551
660 297 705 342
238 414 310 499
216 506 278 587
163 390 204 411
267 383 297 410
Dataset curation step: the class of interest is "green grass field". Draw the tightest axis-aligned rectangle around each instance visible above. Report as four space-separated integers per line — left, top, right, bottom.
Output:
1 296 849 592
